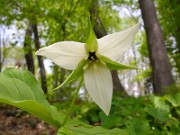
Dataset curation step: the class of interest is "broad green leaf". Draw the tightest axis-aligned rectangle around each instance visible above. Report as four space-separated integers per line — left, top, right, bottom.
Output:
99 112 123 128
58 125 128 135
58 119 128 135
165 92 180 107
0 68 64 128
101 55 139 70
54 59 86 90
58 127 74 135
145 96 171 121
145 105 170 121
125 118 150 135
0 99 61 128
2 68 47 104
85 13 98 52
58 126 128 135
153 96 170 112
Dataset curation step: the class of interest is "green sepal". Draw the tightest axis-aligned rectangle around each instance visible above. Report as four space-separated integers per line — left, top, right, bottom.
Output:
85 13 98 53
101 55 139 70
54 59 86 90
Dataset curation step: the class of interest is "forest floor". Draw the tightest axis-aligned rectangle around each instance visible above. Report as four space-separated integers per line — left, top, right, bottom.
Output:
0 104 57 135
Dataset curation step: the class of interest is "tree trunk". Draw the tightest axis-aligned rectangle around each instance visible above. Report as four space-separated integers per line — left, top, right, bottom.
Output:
53 64 59 88
89 0 126 93
23 24 35 74
132 46 142 94
139 0 174 95
0 34 2 72
59 22 66 86
32 23 47 94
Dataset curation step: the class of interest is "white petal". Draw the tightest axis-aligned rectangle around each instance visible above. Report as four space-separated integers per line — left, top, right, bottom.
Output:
36 41 86 70
84 62 113 115
98 23 139 60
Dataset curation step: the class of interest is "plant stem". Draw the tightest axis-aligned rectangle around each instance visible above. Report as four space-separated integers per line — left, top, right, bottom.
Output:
62 77 83 126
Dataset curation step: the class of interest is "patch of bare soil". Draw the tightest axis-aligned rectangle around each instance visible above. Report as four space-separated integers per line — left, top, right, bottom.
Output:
0 105 57 135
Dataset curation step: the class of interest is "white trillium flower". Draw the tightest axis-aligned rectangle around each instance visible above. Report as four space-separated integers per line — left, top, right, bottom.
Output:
36 23 139 115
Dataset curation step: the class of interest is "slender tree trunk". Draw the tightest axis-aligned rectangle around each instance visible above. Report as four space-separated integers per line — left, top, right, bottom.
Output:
0 33 6 72
0 34 2 72
132 46 141 94
32 22 47 93
23 24 35 74
89 0 126 94
53 64 59 88
60 22 66 86
139 0 174 95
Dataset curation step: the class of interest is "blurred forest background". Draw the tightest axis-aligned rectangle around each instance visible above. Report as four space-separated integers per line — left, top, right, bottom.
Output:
0 0 179 134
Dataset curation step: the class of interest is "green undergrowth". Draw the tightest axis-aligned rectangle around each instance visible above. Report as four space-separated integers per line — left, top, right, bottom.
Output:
56 91 180 135
0 68 179 135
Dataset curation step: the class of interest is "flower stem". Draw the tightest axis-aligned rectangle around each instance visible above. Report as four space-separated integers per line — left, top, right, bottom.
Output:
62 77 83 126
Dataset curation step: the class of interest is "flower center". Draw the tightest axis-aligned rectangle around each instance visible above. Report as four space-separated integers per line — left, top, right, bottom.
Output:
88 51 98 62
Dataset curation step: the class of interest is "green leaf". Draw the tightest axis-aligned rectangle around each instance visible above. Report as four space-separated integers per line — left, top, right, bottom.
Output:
145 96 171 121
58 124 128 135
153 96 170 112
85 13 98 52
165 92 180 107
0 68 64 128
54 60 86 90
101 55 139 70
125 118 150 135
58 119 128 135
100 113 122 129
58 127 74 135
145 105 170 121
